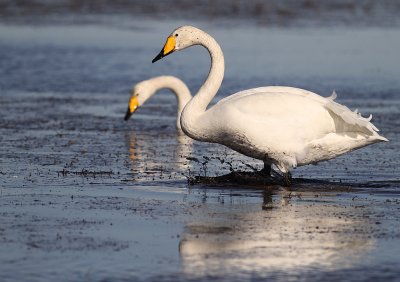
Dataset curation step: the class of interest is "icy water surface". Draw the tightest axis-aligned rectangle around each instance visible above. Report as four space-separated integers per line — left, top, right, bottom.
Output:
1 19 400 281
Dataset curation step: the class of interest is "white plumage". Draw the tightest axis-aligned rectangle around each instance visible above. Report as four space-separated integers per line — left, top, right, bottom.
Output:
125 76 191 129
152 26 388 184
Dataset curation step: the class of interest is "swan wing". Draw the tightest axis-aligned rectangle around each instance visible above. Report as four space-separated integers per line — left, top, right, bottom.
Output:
216 86 329 105
216 87 386 140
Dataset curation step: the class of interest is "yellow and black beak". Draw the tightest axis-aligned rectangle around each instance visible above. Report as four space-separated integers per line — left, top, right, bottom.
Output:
124 95 139 121
152 36 176 63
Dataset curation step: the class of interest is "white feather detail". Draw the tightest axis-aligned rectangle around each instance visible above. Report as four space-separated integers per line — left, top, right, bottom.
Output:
329 90 337 100
324 92 381 135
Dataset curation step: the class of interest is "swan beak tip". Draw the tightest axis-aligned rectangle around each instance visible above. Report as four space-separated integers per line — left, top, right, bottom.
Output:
152 50 164 63
152 36 175 63
124 107 132 121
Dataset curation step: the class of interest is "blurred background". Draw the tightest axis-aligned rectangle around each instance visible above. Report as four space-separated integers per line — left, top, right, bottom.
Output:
1 0 399 95
1 0 400 26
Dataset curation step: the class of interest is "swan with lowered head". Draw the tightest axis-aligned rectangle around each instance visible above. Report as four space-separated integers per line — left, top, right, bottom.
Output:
152 26 388 185
124 76 192 129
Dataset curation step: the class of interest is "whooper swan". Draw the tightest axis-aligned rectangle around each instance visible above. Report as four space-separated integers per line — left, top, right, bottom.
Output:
152 26 388 185
124 76 191 130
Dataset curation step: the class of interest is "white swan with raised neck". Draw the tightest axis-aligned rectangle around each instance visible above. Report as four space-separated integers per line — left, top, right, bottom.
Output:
152 26 388 184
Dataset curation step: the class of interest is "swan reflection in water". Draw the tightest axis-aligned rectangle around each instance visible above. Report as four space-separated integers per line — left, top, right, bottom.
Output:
127 131 193 181
179 190 374 278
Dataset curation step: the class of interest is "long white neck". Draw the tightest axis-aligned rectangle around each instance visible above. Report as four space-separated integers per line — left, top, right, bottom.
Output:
180 30 225 140
144 76 192 129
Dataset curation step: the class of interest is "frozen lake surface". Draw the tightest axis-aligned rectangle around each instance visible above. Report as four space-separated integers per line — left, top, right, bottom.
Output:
1 17 400 281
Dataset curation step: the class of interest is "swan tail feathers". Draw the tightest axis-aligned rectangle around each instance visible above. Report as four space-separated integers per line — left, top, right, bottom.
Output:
324 91 387 140
376 135 389 142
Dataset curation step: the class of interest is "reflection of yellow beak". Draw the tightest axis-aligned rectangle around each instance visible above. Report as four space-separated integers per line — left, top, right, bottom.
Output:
152 36 176 63
124 96 139 121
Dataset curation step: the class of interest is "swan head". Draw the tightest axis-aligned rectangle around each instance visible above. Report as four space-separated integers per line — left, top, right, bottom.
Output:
124 81 152 121
152 26 201 63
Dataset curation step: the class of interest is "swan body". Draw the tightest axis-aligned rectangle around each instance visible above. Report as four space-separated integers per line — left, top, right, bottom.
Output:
152 26 388 181
124 76 192 129
204 86 386 172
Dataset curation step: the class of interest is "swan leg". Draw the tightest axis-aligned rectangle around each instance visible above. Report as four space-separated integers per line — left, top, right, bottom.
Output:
275 158 295 186
260 162 271 177
282 172 292 187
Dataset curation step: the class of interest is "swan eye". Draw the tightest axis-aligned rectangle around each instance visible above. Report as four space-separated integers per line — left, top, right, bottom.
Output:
175 33 178 37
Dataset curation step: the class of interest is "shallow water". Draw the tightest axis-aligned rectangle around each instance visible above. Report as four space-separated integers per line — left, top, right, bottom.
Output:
1 17 400 282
